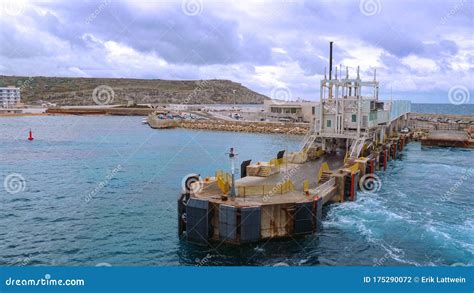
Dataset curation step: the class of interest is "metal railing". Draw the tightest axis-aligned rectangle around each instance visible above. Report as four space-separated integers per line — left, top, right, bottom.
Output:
299 123 316 152
236 180 295 197
269 157 286 167
314 177 336 194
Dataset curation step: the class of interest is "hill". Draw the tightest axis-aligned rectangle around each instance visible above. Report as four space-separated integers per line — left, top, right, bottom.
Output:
0 76 268 105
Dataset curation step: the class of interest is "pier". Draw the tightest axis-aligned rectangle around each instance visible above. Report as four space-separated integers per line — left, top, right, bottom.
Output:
178 132 412 245
421 130 473 148
178 42 415 246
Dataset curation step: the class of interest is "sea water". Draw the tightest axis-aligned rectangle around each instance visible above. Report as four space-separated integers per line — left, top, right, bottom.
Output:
0 116 472 266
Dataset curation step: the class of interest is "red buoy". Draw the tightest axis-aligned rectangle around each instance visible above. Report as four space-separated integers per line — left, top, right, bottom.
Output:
28 129 34 141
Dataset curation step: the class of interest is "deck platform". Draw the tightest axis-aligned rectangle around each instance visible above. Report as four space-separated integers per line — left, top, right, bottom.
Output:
179 133 412 245
193 153 344 207
178 135 411 245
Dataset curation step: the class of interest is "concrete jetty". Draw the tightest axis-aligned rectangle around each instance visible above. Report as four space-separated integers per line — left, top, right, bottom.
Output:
178 120 309 135
421 130 474 148
178 42 415 246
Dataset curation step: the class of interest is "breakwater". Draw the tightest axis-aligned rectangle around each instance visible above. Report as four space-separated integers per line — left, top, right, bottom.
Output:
178 120 309 135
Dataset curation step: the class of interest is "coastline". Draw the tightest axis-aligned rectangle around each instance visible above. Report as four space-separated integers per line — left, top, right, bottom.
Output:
2 109 472 137
178 119 309 135
0 113 59 117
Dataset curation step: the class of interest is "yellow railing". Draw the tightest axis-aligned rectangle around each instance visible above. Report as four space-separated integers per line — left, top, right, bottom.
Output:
282 180 295 193
236 179 295 197
269 157 286 167
347 163 359 174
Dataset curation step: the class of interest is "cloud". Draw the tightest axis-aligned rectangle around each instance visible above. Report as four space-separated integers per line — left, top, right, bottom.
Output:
27 0 273 66
0 0 472 103
401 55 439 73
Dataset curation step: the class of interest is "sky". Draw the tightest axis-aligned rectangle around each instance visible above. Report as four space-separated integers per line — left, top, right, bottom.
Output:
0 0 473 104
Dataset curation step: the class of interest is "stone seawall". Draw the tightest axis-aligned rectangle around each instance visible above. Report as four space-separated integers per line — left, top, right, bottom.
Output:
178 120 309 135
408 112 473 132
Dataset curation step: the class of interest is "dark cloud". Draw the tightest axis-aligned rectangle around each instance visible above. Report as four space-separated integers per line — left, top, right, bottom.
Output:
422 40 459 57
0 0 472 103
0 21 50 58
24 1 273 65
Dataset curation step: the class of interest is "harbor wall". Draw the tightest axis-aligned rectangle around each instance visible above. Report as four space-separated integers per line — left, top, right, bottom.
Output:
178 120 309 135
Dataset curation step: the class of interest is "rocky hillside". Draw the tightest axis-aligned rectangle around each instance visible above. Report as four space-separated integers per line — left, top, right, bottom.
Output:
0 76 268 105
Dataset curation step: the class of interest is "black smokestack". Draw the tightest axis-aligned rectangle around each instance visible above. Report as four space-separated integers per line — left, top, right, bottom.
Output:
329 41 333 80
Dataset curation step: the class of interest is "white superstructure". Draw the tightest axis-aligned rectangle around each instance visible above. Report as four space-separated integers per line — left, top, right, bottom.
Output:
303 42 411 160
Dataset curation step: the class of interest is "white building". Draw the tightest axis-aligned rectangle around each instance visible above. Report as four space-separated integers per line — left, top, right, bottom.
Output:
0 87 21 108
263 99 318 122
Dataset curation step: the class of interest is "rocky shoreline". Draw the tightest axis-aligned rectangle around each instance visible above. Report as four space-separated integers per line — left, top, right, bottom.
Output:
178 120 309 135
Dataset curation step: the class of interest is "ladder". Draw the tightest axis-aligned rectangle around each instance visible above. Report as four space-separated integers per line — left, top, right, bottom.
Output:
299 124 317 152
299 133 318 153
348 133 368 160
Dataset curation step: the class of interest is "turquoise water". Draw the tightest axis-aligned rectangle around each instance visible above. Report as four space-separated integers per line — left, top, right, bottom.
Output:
410 103 474 116
0 116 472 266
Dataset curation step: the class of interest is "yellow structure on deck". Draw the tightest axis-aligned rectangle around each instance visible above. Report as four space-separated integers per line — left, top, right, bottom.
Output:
317 162 330 182
236 179 295 197
216 170 231 194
